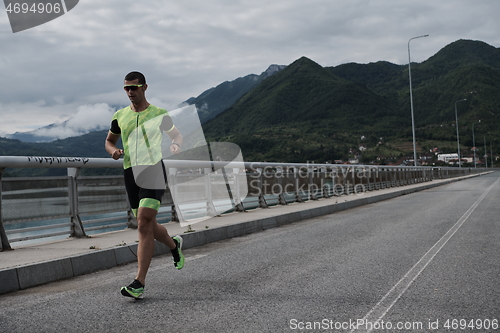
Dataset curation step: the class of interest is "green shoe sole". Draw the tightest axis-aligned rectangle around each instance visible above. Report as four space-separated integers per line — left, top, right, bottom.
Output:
121 286 144 299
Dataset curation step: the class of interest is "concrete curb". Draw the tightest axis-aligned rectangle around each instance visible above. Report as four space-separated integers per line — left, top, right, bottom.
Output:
0 175 483 295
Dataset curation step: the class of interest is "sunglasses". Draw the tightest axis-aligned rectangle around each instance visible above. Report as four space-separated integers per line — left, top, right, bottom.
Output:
123 84 144 91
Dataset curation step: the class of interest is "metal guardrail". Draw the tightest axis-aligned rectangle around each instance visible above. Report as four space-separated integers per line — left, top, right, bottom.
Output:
0 156 485 250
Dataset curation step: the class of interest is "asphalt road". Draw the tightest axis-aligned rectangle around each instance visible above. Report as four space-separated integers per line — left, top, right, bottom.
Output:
1 172 499 333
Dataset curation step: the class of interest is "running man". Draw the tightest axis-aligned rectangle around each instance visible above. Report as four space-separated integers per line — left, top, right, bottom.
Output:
105 71 185 299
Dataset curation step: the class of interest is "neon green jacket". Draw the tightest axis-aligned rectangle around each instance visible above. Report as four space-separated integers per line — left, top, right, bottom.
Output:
110 105 174 169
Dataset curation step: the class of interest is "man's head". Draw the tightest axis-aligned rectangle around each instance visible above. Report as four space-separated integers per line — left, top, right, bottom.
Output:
124 71 146 85
124 71 148 106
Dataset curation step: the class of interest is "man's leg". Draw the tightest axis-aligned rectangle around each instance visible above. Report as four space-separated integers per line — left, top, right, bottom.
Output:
121 168 184 298
135 208 181 285
153 220 185 270
135 207 159 285
153 222 176 249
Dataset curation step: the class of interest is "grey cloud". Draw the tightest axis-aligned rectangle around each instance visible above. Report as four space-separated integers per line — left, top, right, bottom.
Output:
1 0 499 135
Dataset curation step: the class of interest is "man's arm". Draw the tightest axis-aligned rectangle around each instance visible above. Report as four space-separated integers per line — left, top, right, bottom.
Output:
105 131 124 160
167 126 183 155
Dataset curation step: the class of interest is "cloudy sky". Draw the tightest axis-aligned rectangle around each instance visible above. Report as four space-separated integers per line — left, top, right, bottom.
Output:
1 0 499 139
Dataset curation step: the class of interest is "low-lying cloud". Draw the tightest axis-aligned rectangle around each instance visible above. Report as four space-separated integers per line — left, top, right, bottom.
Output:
8 103 117 141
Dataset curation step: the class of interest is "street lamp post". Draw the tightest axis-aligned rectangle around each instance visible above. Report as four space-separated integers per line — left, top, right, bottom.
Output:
472 120 480 168
484 134 488 168
408 34 429 167
490 140 494 168
454 99 467 168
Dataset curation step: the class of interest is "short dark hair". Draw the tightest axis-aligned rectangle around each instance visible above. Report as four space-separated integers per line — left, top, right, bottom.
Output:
124 71 146 84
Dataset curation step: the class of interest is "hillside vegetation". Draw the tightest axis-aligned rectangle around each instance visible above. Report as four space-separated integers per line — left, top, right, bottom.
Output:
203 39 500 163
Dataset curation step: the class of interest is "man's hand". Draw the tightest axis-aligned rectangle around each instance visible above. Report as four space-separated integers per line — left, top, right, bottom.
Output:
170 143 181 155
112 149 124 160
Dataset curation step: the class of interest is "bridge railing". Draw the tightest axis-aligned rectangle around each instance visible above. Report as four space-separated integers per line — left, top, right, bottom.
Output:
0 156 484 250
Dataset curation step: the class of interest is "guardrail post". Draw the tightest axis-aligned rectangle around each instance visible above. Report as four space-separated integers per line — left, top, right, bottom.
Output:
202 168 215 217
0 168 12 251
233 168 246 212
367 167 373 190
309 166 318 200
390 167 396 187
321 167 327 196
67 167 87 238
341 166 347 194
278 167 288 205
294 168 304 202
381 167 386 189
127 207 138 228
168 167 188 222
257 168 269 208
320 167 330 199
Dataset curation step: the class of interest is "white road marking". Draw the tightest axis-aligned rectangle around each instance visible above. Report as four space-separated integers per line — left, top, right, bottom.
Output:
185 254 209 261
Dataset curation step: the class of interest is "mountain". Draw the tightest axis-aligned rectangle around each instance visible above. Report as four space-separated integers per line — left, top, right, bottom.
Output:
328 39 500 97
328 39 500 141
34 129 114 158
0 136 56 157
201 40 500 162
204 57 402 134
420 39 500 75
184 64 286 123
201 56 407 162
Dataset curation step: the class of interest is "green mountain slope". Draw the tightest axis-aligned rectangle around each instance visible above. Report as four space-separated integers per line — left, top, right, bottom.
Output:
327 39 500 157
202 56 405 162
186 64 286 123
421 39 500 75
329 39 500 127
200 40 500 163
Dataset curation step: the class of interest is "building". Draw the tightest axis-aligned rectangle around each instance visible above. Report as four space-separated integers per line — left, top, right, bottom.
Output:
437 153 458 163
437 153 469 165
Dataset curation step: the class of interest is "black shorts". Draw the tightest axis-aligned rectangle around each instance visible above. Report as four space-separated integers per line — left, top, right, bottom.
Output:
123 163 166 214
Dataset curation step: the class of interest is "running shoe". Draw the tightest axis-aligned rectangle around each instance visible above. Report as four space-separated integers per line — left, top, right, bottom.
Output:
120 279 144 299
172 235 184 270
